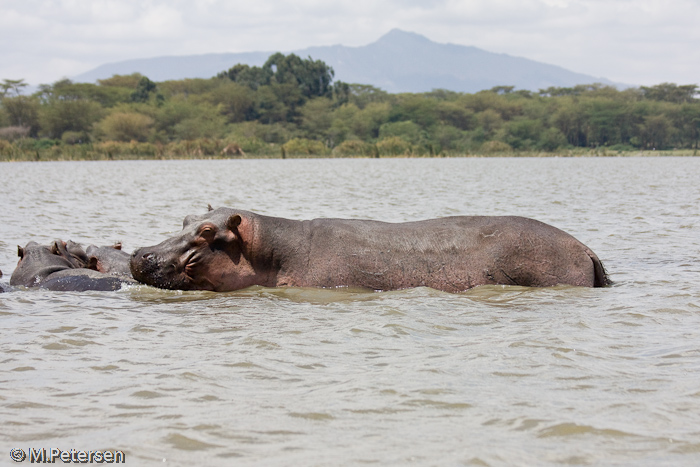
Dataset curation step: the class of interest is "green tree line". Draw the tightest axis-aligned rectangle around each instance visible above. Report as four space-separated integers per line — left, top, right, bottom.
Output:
1 53 699 160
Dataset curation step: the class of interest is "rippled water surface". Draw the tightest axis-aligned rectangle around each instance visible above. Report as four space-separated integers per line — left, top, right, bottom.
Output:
1 157 699 466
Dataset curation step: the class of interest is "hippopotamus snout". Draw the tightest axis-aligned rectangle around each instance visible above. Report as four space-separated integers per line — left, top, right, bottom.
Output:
131 248 160 283
130 247 185 290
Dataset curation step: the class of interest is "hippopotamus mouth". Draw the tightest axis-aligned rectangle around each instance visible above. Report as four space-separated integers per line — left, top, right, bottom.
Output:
130 248 217 291
130 249 185 290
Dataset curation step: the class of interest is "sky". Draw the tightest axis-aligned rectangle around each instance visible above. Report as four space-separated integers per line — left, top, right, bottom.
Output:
1 0 698 89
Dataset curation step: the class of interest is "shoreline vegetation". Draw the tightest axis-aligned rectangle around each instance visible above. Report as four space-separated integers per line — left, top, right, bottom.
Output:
2 53 699 162
0 143 696 162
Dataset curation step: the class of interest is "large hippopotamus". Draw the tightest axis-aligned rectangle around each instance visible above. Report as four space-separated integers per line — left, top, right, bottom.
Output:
130 208 609 293
10 240 135 291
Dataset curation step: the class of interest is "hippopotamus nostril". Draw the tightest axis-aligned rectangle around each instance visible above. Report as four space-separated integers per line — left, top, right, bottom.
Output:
130 249 153 262
129 247 172 287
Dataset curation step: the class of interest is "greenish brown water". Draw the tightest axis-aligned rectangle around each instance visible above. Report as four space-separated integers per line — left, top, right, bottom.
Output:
1 157 699 465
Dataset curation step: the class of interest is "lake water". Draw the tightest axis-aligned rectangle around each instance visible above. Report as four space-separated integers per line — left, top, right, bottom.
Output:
1 157 699 466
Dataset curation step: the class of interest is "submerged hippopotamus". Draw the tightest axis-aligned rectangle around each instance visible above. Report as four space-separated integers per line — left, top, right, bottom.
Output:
86 243 132 278
130 208 609 293
10 241 135 291
53 239 90 268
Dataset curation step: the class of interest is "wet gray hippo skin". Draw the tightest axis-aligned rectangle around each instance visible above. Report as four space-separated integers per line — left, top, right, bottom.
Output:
86 243 132 278
10 241 134 291
53 239 90 268
0 269 7 293
130 208 609 293
11 241 74 287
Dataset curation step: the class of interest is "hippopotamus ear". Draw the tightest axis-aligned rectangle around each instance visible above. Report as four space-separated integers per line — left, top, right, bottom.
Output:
17 245 24 259
207 204 214 212
50 241 61 255
223 214 245 242
226 214 242 232
87 256 99 271
112 242 122 250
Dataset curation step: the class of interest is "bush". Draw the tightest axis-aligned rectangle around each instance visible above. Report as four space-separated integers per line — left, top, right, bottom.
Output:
33 138 60 150
333 139 376 157
282 138 329 156
194 138 224 156
608 143 637 152
376 136 411 156
378 121 422 145
479 140 512 154
40 99 103 139
537 127 568 151
0 126 30 141
332 139 374 157
61 131 88 145
94 141 129 156
502 118 542 150
0 139 14 156
172 114 227 140
98 111 154 142
131 141 158 157
432 125 468 152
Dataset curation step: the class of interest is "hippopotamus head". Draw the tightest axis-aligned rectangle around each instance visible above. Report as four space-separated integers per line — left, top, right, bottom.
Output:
52 239 89 268
87 243 132 278
10 241 75 287
130 208 267 291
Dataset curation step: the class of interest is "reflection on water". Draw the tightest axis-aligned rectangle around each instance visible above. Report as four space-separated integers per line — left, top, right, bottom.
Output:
1 157 700 465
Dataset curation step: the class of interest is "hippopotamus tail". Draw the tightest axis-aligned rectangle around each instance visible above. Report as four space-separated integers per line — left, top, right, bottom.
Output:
587 249 611 287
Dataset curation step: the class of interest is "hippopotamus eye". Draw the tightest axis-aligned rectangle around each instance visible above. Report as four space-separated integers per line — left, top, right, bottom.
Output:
199 225 218 243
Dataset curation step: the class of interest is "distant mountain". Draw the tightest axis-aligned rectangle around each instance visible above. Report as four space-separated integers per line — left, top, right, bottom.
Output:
74 51 271 85
73 29 618 93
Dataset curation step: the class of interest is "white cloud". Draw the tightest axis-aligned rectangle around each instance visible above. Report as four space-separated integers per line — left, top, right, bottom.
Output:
89 0 137 22
136 5 185 38
0 0 698 87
